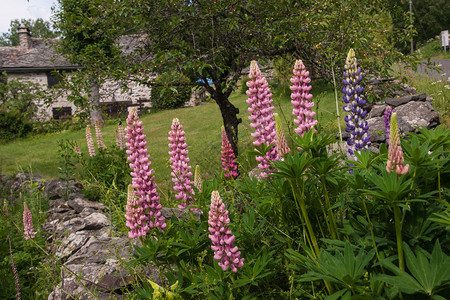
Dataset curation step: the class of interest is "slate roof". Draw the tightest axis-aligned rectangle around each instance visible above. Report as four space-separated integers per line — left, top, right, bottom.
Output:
0 34 150 72
0 38 79 71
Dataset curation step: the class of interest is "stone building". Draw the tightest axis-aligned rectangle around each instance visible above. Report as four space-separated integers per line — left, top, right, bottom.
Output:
0 25 153 120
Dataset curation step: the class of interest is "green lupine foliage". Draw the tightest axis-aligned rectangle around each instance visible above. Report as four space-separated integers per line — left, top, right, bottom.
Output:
375 241 450 298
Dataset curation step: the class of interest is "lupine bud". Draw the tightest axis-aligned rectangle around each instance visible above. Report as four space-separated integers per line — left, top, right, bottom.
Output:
194 165 202 192
117 123 126 150
208 191 244 272
274 113 290 156
343 49 371 156
168 118 196 209
86 125 96 157
23 203 35 240
290 60 318 136
221 126 239 179
125 108 166 238
125 185 146 239
384 106 393 144
246 61 280 177
94 120 106 149
386 113 409 175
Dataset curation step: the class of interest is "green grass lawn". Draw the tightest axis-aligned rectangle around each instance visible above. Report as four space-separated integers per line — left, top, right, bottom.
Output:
0 81 340 191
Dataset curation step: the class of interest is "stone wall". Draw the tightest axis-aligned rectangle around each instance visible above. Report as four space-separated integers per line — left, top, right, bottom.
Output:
341 79 441 146
0 174 157 299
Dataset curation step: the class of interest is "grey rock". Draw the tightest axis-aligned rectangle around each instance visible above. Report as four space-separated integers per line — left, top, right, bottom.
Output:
55 230 92 260
395 101 440 131
367 117 386 142
161 207 203 221
67 197 105 213
45 179 83 200
366 104 387 119
385 93 426 107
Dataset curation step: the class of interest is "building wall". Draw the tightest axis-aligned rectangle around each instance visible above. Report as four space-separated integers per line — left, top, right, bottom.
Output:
7 72 154 120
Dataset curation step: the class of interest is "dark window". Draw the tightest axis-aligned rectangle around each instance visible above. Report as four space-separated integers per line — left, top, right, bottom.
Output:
52 107 72 120
46 71 63 88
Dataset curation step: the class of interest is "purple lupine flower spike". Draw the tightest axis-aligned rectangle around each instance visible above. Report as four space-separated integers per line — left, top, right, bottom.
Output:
386 113 409 175
384 106 393 144
246 61 280 177
168 118 196 209
290 60 318 136
125 108 166 238
221 126 239 179
208 191 244 272
343 49 371 156
23 203 35 240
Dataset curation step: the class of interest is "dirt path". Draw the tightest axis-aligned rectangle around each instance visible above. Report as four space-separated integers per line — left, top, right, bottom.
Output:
417 59 450 80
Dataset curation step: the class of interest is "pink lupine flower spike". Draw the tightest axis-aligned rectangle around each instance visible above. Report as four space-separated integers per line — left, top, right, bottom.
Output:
125 108 166 238
221 126 239 178
246 61 280 177
290 59 318 136
208 191 244 272
23 203 35 240
386 113 409 175
168 118 196 209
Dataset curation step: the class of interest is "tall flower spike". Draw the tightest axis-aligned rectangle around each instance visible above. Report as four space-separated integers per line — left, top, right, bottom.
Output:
208 191 244 272
194 165 202 192
23 203 35 240
117 123 126 150
125 108 166 238
386 113 409 175
274 113 290 156
221 126 239 179
125 185 146 239
290 60 318 136
86 125 96 157
95 120 106 149
343 49 371 156
384 106 393 144
168 118 196 209
246 60 280 177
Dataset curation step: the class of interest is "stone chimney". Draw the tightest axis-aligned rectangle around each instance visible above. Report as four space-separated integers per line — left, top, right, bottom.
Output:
18 25 32 50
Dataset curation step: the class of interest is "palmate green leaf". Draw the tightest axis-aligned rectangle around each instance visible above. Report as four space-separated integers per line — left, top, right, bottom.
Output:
351 149 382 171
429 207 450 227
359 169 412 204
411 126 450 151
325 289 351 300
292 130 335 158
272 151 317 180
375 240 450 296
297 241 375 292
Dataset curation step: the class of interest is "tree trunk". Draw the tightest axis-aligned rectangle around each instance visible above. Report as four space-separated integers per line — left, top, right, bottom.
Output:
89 77 103 125
215 93 242 158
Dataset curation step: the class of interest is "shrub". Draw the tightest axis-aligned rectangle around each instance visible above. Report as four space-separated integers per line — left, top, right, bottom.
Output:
0 110 33 141
150 73 192 111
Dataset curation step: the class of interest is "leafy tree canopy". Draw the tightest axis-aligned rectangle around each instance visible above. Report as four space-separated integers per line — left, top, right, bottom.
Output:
53 0 412 157
0 18 58 46
395 0 450 48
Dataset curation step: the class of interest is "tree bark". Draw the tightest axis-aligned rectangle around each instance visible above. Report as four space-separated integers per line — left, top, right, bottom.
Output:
201 74 242 161
89 77 103 125
215 93 242 158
